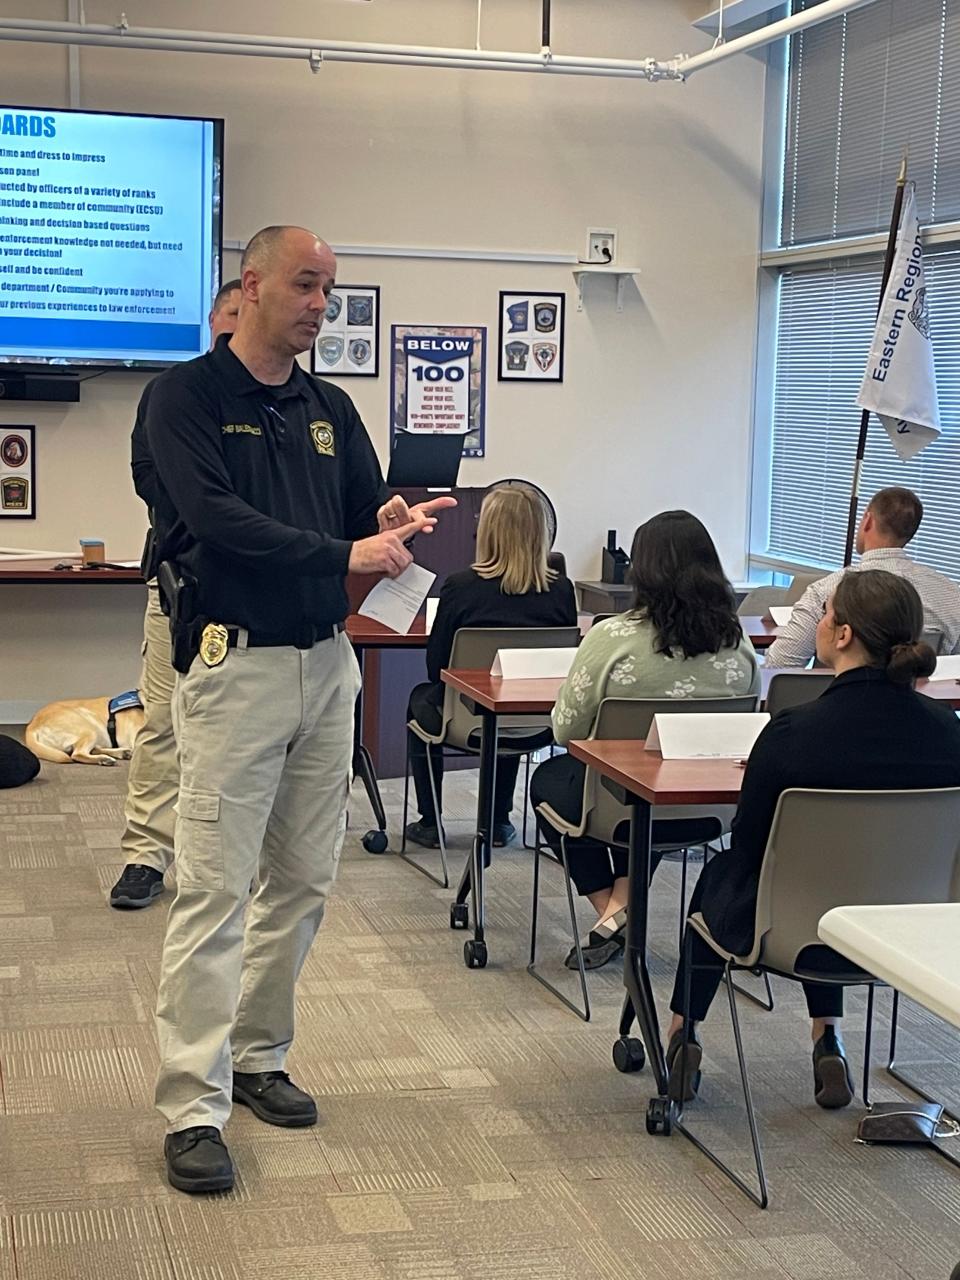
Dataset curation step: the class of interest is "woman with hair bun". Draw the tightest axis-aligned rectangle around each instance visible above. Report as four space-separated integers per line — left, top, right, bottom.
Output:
667 569 960 1112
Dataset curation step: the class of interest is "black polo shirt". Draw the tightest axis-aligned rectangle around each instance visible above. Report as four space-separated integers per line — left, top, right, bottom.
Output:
146 335 388 634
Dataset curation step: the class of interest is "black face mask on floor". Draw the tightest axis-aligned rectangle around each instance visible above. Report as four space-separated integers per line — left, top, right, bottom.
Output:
0 735 40 789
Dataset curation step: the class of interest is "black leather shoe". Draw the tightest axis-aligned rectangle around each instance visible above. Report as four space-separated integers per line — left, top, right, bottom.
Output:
564 925 625 971
405 820 443 849
110 864 165 908
164 1126 234 1194
666 1027 703 1103
812 1028 854 1109
232 1070 318 1128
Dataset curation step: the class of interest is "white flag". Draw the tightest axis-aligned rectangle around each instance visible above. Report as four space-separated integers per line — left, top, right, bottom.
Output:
857 185 940 461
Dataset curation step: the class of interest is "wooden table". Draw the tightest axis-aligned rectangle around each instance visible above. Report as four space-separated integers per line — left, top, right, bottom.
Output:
0 557 142 584
567 739 744 1134
741 616 780 649
344 614 429 854
439 669 567 968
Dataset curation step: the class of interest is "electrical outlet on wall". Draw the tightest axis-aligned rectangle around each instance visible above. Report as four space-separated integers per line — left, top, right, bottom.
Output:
586 228 617 264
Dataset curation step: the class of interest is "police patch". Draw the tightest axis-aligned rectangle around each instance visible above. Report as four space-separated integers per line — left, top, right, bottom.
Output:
310 420 336 457
533 342 557 372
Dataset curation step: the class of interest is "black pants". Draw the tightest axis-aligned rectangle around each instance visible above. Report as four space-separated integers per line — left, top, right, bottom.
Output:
670 875 849 1021
530 753 676 897
408 682 521 827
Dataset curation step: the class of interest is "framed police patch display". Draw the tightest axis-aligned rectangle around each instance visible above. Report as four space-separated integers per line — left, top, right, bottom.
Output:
498 291 565 382
0 425 35 518
391 324 487 458
310 285 380 378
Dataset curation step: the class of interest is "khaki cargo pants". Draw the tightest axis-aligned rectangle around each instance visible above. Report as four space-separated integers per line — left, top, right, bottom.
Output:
155 628 361 1133
119 582 177 875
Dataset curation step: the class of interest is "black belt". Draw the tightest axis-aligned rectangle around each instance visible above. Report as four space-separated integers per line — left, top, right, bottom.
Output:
224 621 344 650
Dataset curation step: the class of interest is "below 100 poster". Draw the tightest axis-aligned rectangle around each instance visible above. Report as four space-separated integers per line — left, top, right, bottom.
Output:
390 324 486 457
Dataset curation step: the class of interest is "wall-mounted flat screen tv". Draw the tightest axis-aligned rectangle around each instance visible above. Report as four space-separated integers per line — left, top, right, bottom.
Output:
0 105 223 369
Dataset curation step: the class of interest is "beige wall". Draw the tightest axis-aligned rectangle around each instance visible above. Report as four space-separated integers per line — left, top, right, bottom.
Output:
0 0 766 715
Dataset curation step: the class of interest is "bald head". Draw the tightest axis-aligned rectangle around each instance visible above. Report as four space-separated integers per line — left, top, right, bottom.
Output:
241 225 332 276
233 225 337 373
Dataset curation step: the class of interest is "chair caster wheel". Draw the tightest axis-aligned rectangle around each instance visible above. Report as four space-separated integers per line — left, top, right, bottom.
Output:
612 1036 646 1074
464 939 488 969
449 903 469 930
645 1097 674 1136
362 829 389 854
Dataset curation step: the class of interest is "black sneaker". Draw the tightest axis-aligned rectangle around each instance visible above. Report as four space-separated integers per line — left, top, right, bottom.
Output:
164 1126 234 1194
405 820 443 849
812 1027 854 1109
492 822 517 847
666 1026 703 1103
110 864 165 909
232 1070 318 1128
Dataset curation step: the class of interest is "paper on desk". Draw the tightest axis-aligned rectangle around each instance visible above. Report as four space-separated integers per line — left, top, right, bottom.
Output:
425 596 439 634
767 606 794 626
926 654 960 681
491 647 576 679
645 712 771 760
358 563 436 634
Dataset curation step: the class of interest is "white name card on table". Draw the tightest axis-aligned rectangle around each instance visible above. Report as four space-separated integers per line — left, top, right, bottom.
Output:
767 606 794 626
490 648 576 679
424 596 439 634
645 712 771 760
358 563 436 634
927 654 960 682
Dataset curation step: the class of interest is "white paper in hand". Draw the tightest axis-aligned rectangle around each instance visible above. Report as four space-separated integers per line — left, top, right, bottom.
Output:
358 563 436 634
926 654 960 682
425 596 439 634
645 712 770 759
490 648 576 679
767 606 794 627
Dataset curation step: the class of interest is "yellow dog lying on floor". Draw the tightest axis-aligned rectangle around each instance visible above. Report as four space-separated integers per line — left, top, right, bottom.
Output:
25 690 145 765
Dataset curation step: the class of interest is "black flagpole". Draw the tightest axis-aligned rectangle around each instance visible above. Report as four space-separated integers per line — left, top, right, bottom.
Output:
842 154 909 566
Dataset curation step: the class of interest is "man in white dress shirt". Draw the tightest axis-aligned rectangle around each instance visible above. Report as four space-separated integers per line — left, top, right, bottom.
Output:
766 487 960 668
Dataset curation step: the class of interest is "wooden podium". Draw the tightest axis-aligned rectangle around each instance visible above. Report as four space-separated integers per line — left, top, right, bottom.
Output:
346 486 485 778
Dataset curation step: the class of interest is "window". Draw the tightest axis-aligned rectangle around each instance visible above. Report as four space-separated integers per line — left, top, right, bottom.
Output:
782 0 960 244
769 248 960 579
756 0 960 581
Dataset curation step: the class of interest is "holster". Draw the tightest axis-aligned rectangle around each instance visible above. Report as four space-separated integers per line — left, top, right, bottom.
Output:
157 559 203 674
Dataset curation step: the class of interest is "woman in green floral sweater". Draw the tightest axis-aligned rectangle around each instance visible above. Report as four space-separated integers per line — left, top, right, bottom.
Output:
531 510 760 968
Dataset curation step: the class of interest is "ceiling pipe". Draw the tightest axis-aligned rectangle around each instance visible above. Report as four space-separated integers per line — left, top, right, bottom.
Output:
0 0 882 84
675 0 879 76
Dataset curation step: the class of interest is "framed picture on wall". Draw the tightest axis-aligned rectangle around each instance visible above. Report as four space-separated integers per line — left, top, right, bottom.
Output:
497 291 565 382
310 285 380 377
0 425 35 519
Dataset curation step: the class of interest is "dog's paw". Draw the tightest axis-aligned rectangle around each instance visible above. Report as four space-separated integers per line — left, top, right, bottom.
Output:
120 750 132 760
98 758 118 767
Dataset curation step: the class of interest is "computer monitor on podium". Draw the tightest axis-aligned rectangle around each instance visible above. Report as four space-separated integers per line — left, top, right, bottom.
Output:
386 431 464 489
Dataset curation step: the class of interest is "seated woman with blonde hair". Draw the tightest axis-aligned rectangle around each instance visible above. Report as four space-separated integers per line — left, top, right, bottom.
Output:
667 569 960 1109
406 484 577 849
531 510 760 969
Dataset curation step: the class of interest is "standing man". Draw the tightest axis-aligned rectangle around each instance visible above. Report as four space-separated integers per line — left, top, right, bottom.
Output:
110 279 243 909
766 486 960 667
148 225 453 1194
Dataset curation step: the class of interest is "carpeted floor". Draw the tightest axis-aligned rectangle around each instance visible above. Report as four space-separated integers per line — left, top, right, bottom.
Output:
1 740 959 1279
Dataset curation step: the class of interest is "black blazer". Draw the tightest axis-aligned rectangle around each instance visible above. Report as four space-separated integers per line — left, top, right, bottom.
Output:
426 569 578 684
700 666 960 955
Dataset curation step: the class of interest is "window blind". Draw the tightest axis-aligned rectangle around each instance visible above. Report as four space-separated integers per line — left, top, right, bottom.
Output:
766 247 960 580
781 0 960 245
